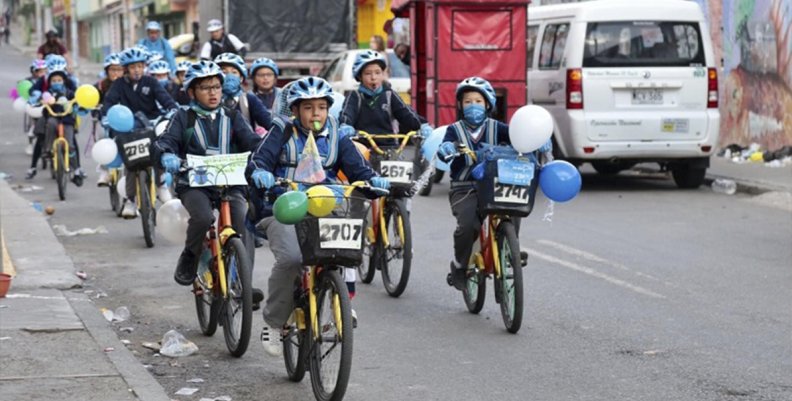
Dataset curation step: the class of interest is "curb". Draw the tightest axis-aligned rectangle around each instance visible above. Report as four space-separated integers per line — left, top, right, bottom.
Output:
703 174 790 196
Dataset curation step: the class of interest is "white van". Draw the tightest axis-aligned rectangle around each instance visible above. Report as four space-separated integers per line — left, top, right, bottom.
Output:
527 0 720 188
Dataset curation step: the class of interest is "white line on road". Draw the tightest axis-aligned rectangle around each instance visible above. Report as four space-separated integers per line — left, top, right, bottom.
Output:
526 247 666 299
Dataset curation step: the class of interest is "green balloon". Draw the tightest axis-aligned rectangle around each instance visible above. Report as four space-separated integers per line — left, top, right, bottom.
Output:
273 191 309 225
17 80 33 100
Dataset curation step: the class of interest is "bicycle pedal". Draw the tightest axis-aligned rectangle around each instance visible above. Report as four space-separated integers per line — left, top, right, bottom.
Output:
446 273 454 287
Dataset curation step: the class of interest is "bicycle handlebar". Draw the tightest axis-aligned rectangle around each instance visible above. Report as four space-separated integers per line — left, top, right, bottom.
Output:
352 130 419 156
274 178 390 198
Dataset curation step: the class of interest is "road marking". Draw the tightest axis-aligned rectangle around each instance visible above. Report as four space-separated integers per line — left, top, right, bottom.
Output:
527 247 666 299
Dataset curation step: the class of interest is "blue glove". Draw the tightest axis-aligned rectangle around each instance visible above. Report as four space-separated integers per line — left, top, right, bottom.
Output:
370 176 390 190
161 153 180 174
538 139 553 154
28 90 41 105
339 124 356 138
419 123 433 138
438 142 457 162
160 172 173 187
251 169 275 189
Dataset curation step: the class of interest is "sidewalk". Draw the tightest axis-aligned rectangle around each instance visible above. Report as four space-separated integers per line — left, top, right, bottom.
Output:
0 180 170 401
706 156 792 195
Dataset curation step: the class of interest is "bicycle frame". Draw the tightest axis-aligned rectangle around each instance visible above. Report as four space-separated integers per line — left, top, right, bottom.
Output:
472 214 505 281
133 167 158 212
202 192 238 299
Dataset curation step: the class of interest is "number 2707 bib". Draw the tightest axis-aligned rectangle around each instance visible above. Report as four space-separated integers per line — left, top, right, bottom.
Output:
318 218 364 249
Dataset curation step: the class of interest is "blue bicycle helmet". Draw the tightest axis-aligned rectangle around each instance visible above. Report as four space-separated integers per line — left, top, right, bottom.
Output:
352 50 387 81
249 57 279 78
183 60 224 90
146 21 162 31
286 76 334 109
148 60 171 75
30 59 47 73
103 53 121 70
176 60 192 73
46 61 68 83
120 47 149 66
45 54 67 71
214 52 247 79
455 76 497 110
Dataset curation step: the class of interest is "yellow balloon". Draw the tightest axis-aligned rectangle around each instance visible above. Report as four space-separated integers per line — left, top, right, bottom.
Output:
75 85 100 109
306 185 336 217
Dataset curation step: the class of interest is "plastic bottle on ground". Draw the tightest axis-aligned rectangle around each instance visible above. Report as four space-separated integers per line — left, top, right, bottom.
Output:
711 179 737 195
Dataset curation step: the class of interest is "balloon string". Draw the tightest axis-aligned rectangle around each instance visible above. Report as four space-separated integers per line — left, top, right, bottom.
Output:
542 199 554 223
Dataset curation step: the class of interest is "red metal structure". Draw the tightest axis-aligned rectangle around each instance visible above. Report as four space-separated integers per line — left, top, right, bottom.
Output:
392 0 531 126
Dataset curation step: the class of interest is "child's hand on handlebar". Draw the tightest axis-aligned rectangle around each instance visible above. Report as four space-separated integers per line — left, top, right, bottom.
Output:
370 176 390 190
251 169 275 189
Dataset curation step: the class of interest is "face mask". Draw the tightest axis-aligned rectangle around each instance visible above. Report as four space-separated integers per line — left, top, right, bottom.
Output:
50 82 65 93
358 85 383 97
222 74 242 96
158 79 170 88
463 104 486 127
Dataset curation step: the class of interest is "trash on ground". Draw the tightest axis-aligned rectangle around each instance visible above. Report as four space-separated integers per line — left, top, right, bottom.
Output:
19 185 44 193
113 306 130 322
0 172 11 180
0 336 11 341
75 271 88 280
120 327 135 333
103 347 115 352
175 387 200 396
718 143 792 167
187 378 205 383
711 178 737 195
159 330 198 357
101 308 114 322
45 206 55 215
141 341 161 352
53 225 109 237
143 364 152 369
120 339 131 345
31 202 43 213
200 397 232 401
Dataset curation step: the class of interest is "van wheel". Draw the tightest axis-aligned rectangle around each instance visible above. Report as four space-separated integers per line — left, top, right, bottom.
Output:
591 162 634 175
671 165 706 189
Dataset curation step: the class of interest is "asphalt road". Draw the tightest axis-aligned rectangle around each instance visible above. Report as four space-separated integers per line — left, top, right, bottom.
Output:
1 47 790 401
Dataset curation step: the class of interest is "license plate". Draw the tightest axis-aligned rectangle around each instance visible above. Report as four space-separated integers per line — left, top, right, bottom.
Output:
318 218 364 250
493 179 530 205
632 89 663 105
379 161 413 184
123 138 151 161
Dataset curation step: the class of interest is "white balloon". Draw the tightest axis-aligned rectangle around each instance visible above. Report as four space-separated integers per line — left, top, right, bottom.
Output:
508 105 554 153
91 138 119 165
26 104 44 118
157 199 189 244
13 97 27 113
117 176 127 199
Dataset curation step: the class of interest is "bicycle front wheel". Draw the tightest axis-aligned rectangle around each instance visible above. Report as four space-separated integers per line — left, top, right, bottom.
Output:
139 170 156 248
222 237 252 357
495 221 523 334
109 181 120 213
381 198 412 297
462 264 487 314
55 143 67 201
309 269 353 401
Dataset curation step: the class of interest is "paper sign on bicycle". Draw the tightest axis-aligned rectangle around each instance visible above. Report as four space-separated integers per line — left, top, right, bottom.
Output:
318 218 364 250
187 152 250 187
379 160 413 184
496 159 534 186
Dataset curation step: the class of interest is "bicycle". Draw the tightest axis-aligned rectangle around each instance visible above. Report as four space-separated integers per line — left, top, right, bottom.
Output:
450 145 539 334
41 99 80 201
115 127 159 247
274 178 387 401
187 153 253 357
352 130 420 297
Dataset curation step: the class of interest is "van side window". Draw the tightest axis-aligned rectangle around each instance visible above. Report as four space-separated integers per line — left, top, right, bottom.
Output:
539 23 570 70
527 25 539 70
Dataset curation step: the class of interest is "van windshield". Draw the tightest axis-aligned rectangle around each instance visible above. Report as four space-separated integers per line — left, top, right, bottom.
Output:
583 21 705 67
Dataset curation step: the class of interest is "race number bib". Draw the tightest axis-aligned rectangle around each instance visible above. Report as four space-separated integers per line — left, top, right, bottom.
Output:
123 138 151 162
186 152 250 187
318 218 364 250
493 179 530 205
379 161 413 184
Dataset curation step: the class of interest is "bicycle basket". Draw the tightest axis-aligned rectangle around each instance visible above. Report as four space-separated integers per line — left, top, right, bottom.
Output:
295 194 371 266
369 151 416 197
115 129 156 170
475 157 539 217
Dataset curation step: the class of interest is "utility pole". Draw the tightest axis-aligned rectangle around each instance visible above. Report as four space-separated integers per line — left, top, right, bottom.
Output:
70 0 78 68
35 0 42 45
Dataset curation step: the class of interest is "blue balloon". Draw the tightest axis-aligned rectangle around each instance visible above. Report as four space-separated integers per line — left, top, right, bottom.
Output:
329 92 345 120
105 153 123 168
539 160 581 202
422 126 451 172
107 104 134 133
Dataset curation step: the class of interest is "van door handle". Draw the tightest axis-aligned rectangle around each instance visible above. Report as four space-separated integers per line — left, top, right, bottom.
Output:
532 99 557 105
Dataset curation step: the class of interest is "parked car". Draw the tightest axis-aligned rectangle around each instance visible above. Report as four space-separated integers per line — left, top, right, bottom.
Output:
527 0 720 188
321 49 412 105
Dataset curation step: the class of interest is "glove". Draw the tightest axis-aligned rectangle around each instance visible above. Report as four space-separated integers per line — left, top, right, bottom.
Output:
438 142 457 162
251 169 275 189
160 172 173 187
419 123 433 138
339 124 356 138
370 176 390 190
28 90 41 105
161 153 180 174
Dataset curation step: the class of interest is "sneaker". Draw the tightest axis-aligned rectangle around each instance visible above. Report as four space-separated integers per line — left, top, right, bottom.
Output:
174 250 198 286
121 200 138 219
252 288 264 311
157 185 173 202
96 170 110 187
446 260 466 291
75 167 87 178
260 322 283 357
71 170 84 187
351 308 358 329
25 168 37 180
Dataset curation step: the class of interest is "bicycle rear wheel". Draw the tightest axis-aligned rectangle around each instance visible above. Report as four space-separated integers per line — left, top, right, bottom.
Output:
55 143 67 201
221 237 252 357
283 287 309 382
381 198 412 297
309 269 353 401
138 170 155 248
109 182 120 213
195 246 220 336
462 265 487 314
495 221 523 334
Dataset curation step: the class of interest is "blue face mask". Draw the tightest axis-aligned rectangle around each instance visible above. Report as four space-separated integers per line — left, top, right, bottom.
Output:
50 82 65 93
222 74 242 96
358 85 383 97
158 79 170 88
463 103 486 127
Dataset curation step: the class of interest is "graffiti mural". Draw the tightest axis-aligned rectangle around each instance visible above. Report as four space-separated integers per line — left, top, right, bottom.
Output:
721 0 792 149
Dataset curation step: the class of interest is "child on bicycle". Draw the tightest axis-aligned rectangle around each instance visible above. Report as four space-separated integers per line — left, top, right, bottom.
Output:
154 61 264 306
437 77 547 290
40 63 85 186
214 53 273 133
148 60 180 113
95 53 124 186
249 57 283 114
171 61 192 105
23 59 48 177
248 76 389 357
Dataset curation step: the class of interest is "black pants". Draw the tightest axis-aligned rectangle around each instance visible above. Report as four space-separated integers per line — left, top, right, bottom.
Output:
449 187 521 266
179 187 252 265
